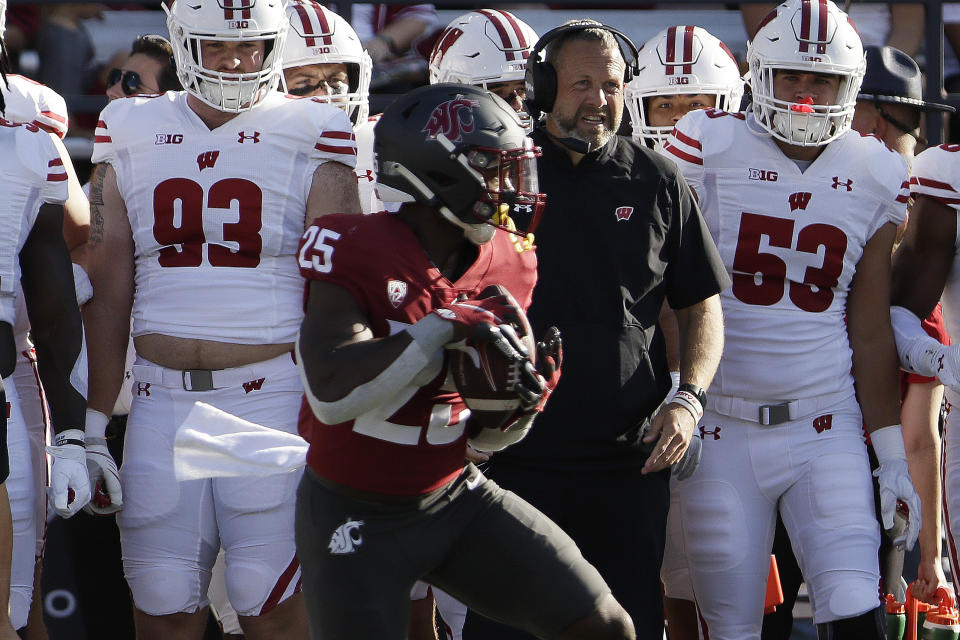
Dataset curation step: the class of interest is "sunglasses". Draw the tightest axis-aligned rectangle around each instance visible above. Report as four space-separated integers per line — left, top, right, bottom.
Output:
107 68 144 96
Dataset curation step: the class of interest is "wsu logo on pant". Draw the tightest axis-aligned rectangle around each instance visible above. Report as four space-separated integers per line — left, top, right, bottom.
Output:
328 518 364 555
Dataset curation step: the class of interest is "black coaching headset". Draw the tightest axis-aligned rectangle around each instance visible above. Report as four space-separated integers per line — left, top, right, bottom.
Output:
524 20 642 122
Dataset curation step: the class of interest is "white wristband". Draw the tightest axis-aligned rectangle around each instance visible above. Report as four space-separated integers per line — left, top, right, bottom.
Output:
85 408 110 440
670 389 703 423
871 424 907 464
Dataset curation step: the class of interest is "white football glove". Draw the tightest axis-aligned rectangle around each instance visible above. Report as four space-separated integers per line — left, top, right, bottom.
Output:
872 425 922 551
46 429 91 518
84 437 122 515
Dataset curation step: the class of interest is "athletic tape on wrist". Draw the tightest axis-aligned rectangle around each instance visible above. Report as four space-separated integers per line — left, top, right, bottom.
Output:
670 390 704 423
871 424 907 464
85 408 109 439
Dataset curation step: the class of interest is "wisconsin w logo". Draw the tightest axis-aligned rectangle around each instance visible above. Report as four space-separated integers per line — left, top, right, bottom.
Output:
197 151 219 171
788 192 812 211
242 378 266 394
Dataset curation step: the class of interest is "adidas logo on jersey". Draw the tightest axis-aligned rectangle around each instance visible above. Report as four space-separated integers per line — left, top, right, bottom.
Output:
328 518 364 555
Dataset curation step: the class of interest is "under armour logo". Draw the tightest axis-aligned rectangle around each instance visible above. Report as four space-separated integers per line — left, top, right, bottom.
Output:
328 518 364 554
831 177 853 191
812 414 833 433
356 169 374 183
136 383 151 397
242 378 266 394
513 204 533 214
197 150 219 171
699 425 721 440
237 131 260 144
788 192 812 211
615 206 634 222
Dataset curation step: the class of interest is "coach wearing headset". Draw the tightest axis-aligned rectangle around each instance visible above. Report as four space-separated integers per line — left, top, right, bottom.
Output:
463 20 729 640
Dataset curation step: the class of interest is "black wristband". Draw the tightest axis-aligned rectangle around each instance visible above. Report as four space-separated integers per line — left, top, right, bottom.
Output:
677 383 706 409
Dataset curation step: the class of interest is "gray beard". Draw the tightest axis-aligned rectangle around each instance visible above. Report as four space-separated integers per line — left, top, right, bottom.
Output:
548 111 617 149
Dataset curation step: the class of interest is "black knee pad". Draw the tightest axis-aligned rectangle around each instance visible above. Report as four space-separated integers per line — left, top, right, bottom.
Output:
815 604 885 640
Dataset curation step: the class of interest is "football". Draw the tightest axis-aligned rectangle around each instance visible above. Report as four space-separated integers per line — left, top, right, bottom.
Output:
448 285 536 432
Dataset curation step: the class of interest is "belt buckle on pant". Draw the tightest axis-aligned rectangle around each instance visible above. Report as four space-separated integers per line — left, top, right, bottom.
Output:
182 369 214 392
759 402 791 426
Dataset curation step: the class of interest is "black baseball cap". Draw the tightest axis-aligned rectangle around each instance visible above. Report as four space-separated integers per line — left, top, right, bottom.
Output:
859 45 955 113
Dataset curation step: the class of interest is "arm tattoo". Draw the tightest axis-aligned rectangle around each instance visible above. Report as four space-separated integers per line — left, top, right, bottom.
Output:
88 164 107 247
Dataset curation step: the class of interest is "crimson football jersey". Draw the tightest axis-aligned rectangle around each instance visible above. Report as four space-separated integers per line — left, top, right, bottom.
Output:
297 212 537 495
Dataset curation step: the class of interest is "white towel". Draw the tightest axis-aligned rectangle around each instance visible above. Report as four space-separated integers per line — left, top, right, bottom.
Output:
173 402 308 481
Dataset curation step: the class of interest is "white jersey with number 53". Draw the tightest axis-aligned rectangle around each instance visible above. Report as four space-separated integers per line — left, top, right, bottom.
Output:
665 109 908 399
92 91 357 345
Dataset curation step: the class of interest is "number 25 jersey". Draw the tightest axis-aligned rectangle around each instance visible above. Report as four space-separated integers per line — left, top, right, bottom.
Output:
665 110 908 399
92 91 357 345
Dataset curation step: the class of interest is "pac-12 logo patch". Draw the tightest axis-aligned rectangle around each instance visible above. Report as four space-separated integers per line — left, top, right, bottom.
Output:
615 206 634 222
422 98 476 143
387 279 408 308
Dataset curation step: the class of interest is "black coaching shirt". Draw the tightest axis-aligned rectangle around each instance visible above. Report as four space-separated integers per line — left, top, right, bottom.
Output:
498 129 730 470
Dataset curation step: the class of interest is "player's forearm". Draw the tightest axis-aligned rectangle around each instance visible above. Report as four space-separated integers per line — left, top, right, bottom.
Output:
82 295 131 417
903 382 944 564
674 294 723 390
297 315 449 424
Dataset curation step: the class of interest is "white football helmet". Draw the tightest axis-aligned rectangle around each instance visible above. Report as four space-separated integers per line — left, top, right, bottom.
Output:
164 0 287 113
282 0 371 124
747 0 865 146
428 10 537 128
625 26 744 149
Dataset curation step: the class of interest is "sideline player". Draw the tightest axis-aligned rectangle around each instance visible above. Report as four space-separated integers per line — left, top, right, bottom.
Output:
0 1 91 635
625 25 743 152
428 9 538 131
294 82 633 640
83 0 360 637
630 24 744 640
0 79 90 636
664 1 920 637
889 140 960 617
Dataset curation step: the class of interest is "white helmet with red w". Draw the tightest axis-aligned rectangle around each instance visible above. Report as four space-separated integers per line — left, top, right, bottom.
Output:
429 10 537 88
625 26 744 149
282 0 371 124
746 0 865 146
164 0 287 113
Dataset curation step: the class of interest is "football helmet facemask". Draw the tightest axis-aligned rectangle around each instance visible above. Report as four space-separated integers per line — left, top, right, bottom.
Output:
747 0 865 146
625 26 744 150
281 0 371 124
428 10 538 131
376 83 545 246
164 0 287 113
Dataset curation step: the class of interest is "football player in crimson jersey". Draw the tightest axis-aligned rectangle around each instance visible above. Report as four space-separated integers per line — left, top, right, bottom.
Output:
83 0 360 637
662 1 920 638
293 82 633 640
